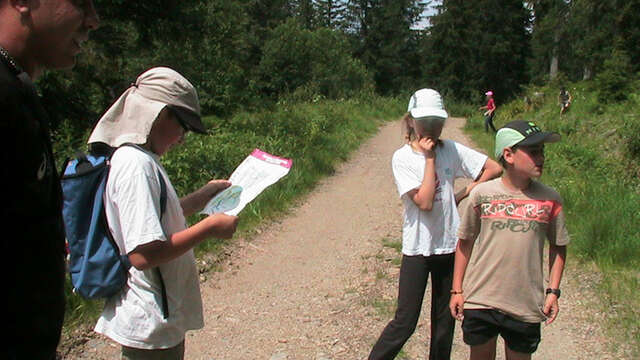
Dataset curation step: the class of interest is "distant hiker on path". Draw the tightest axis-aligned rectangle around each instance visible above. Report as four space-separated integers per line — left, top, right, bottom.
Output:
368 89 502 360
88 67 239 359
558 87 572 115
450 120 569 360
0 1 99 358
480 91 497 133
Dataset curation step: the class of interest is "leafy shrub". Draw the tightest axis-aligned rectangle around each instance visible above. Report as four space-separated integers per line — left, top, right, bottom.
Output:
548 71 569 90
256 19 373 102
594 47 633 103
623 117 640 160
446 101 476 119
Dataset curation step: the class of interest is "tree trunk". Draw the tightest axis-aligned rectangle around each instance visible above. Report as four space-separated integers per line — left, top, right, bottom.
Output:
549 31 559 79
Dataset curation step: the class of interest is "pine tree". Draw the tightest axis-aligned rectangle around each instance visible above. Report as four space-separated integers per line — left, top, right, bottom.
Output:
292 0 317 29
424 0 530 101
345 0 426 95
529 0 572 81
568 0 640 79
316 0 349 29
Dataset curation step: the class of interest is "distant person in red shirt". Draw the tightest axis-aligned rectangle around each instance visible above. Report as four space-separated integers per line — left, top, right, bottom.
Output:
479 91 497 133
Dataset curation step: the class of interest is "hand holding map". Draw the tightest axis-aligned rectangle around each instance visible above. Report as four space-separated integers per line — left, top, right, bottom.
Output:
201 149 292 216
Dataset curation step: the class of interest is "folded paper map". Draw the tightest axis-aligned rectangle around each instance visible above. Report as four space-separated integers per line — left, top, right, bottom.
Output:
201 149 292 216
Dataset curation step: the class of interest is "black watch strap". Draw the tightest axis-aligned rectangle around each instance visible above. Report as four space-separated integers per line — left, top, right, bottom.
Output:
545 288 561 298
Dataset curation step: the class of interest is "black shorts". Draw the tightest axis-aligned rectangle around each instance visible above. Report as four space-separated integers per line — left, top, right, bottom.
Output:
462 309 541 354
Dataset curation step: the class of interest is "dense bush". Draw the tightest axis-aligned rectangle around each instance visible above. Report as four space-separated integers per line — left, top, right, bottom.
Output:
623 92 640 161
594 47 633 103
256 19 373 102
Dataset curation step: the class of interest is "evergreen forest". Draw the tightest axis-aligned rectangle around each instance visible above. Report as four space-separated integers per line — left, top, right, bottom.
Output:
45 0 640 146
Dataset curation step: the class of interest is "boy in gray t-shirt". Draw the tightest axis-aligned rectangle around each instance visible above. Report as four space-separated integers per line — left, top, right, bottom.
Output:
450 120 569 359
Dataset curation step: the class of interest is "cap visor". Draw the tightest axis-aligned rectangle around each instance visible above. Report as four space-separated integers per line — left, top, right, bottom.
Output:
409 108 448 119
169 106 207 134
517 132 561 147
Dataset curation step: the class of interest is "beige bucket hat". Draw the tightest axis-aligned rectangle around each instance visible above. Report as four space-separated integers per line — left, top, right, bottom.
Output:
88 66 205 147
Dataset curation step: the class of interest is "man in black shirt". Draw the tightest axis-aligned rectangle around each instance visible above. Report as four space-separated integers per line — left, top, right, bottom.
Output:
0 1 99 359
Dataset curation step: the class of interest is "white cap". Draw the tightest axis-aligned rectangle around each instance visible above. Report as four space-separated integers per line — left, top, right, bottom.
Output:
407 88 448 119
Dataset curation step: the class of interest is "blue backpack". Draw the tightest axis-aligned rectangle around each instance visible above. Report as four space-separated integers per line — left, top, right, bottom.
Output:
61 144 168 318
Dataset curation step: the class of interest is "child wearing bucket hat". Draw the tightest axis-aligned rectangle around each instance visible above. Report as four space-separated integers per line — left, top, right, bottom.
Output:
369 89 502 360
90 67 239 357
450 120 570 359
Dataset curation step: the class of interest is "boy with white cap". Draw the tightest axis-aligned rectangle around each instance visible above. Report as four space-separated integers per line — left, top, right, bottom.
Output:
450 120 569 360
89 66 239 358
369 89 501 360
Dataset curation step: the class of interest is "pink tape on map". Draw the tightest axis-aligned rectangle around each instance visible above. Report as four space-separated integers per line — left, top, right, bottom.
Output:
250 148 293 169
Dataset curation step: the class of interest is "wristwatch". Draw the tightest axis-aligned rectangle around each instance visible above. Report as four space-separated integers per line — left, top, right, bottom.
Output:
545 288 561 298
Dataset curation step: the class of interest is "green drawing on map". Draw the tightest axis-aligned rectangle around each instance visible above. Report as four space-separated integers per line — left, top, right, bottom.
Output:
208 185 243 213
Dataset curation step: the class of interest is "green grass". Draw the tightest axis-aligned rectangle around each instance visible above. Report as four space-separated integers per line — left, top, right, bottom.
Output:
60 95 405 338
382 237 403 253
462 80 640 356
366 297 396 318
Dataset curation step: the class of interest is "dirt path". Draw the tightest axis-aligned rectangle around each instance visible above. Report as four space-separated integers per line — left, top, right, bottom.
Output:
70 118 630 359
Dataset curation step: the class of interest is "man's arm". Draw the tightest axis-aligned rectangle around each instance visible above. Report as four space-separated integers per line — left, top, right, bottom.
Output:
455 158 502 205
543 244 567 325
449 238 475 320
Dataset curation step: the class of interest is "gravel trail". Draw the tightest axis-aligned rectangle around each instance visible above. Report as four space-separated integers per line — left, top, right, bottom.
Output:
67 118 631 359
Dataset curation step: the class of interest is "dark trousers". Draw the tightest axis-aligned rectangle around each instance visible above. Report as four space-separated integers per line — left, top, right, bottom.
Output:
369 254 455 360
484 113 496 133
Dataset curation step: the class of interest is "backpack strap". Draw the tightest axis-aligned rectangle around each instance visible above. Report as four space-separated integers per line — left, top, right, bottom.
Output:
156 171 169 319
158 170 167 217
112 143 170 319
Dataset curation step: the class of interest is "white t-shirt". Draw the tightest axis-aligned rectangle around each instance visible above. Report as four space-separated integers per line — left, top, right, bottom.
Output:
392 140 487 256
94 146 204 349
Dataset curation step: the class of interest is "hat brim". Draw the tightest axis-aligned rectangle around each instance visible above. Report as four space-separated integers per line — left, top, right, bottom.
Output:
169 105 207 134
409 107 448 120
517 131 561 147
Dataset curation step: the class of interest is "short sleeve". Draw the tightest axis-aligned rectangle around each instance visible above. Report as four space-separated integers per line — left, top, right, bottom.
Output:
108 156 167 253
457 187 481 241
392 151 421 197
453 142 488 180
547 200 570 246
